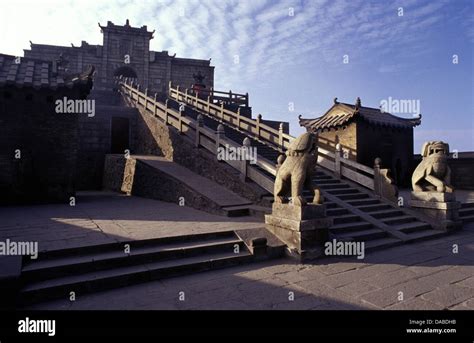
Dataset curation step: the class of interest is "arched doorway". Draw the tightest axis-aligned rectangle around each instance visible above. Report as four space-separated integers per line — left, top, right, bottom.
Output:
113 66 137 78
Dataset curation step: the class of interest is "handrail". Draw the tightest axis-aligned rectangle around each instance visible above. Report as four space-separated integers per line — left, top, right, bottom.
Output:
118 78 379 192
168 82 293 152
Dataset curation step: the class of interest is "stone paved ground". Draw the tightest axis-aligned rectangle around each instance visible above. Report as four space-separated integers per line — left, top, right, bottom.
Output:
0 191 262 252
2 192 474 310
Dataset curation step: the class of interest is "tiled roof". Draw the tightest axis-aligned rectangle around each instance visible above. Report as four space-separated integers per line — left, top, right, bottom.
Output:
299 100 422 131
0 53 94 90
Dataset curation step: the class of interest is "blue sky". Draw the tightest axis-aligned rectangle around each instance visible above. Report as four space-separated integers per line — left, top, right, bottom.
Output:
1 0 473 151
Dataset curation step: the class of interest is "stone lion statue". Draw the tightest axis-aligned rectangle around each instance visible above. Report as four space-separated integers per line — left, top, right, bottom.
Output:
412 141 453 193
274 132 322 206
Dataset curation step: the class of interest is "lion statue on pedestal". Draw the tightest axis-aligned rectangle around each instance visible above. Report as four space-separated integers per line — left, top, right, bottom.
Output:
412 141 453 193
274 132 322 206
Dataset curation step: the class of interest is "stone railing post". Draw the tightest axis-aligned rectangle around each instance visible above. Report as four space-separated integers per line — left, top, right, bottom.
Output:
216 124 225 156
136 84 140 104
256 114 262 140
144 88 148 109
178 102 185 133
164 99 169 124
176 85 180 101
220 102 225 120
374 157 381 197
185 88 188 103
334 143 342 178
207 96 211 113
278 122 284 149
153 93 158 116
237 107 241 128
168 81 172 97
195 114 204 147
374 158 398 203
240 137 251 181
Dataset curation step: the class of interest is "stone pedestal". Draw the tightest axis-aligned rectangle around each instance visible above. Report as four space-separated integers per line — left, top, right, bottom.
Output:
265 203 332 261
410 191 461 231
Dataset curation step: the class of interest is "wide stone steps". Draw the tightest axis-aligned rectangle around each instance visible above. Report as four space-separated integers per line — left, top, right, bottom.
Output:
312 169 442 249
19 231 253 305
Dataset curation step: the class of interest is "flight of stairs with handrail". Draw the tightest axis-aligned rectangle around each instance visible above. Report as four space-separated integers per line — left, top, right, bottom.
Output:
116 80 468 250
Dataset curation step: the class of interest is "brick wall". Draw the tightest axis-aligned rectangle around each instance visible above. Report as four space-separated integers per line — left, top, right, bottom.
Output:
0 86 81 203
318 122 358 160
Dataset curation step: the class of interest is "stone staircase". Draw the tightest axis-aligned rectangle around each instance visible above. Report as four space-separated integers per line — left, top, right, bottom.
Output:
166 92 447 250
309 170 446 251
19 231 254 305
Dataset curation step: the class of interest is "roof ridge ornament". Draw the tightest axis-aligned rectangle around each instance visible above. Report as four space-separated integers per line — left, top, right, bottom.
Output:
333 97 339 104
355 97 361 109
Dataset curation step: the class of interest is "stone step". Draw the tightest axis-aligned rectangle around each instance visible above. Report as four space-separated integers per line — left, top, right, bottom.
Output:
382 215 417 225
460 215 474 223
364 237 402 252
404 229 446 243
357 204 393 212
21 237 245 282
330 221 374 234
314 179 341 185
326 188 360 195
325 202 338 209
30 231 238 261
20 250 253 305
347 199 381 206
337 193 370 200
221 205 251 217
370 209 405 219
337 228 388 242
318 183 350 190
332 214 361 225
393 221 432 234
461 202 474 209
459 207 474 217
326 208 350 216
313 175 333 180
